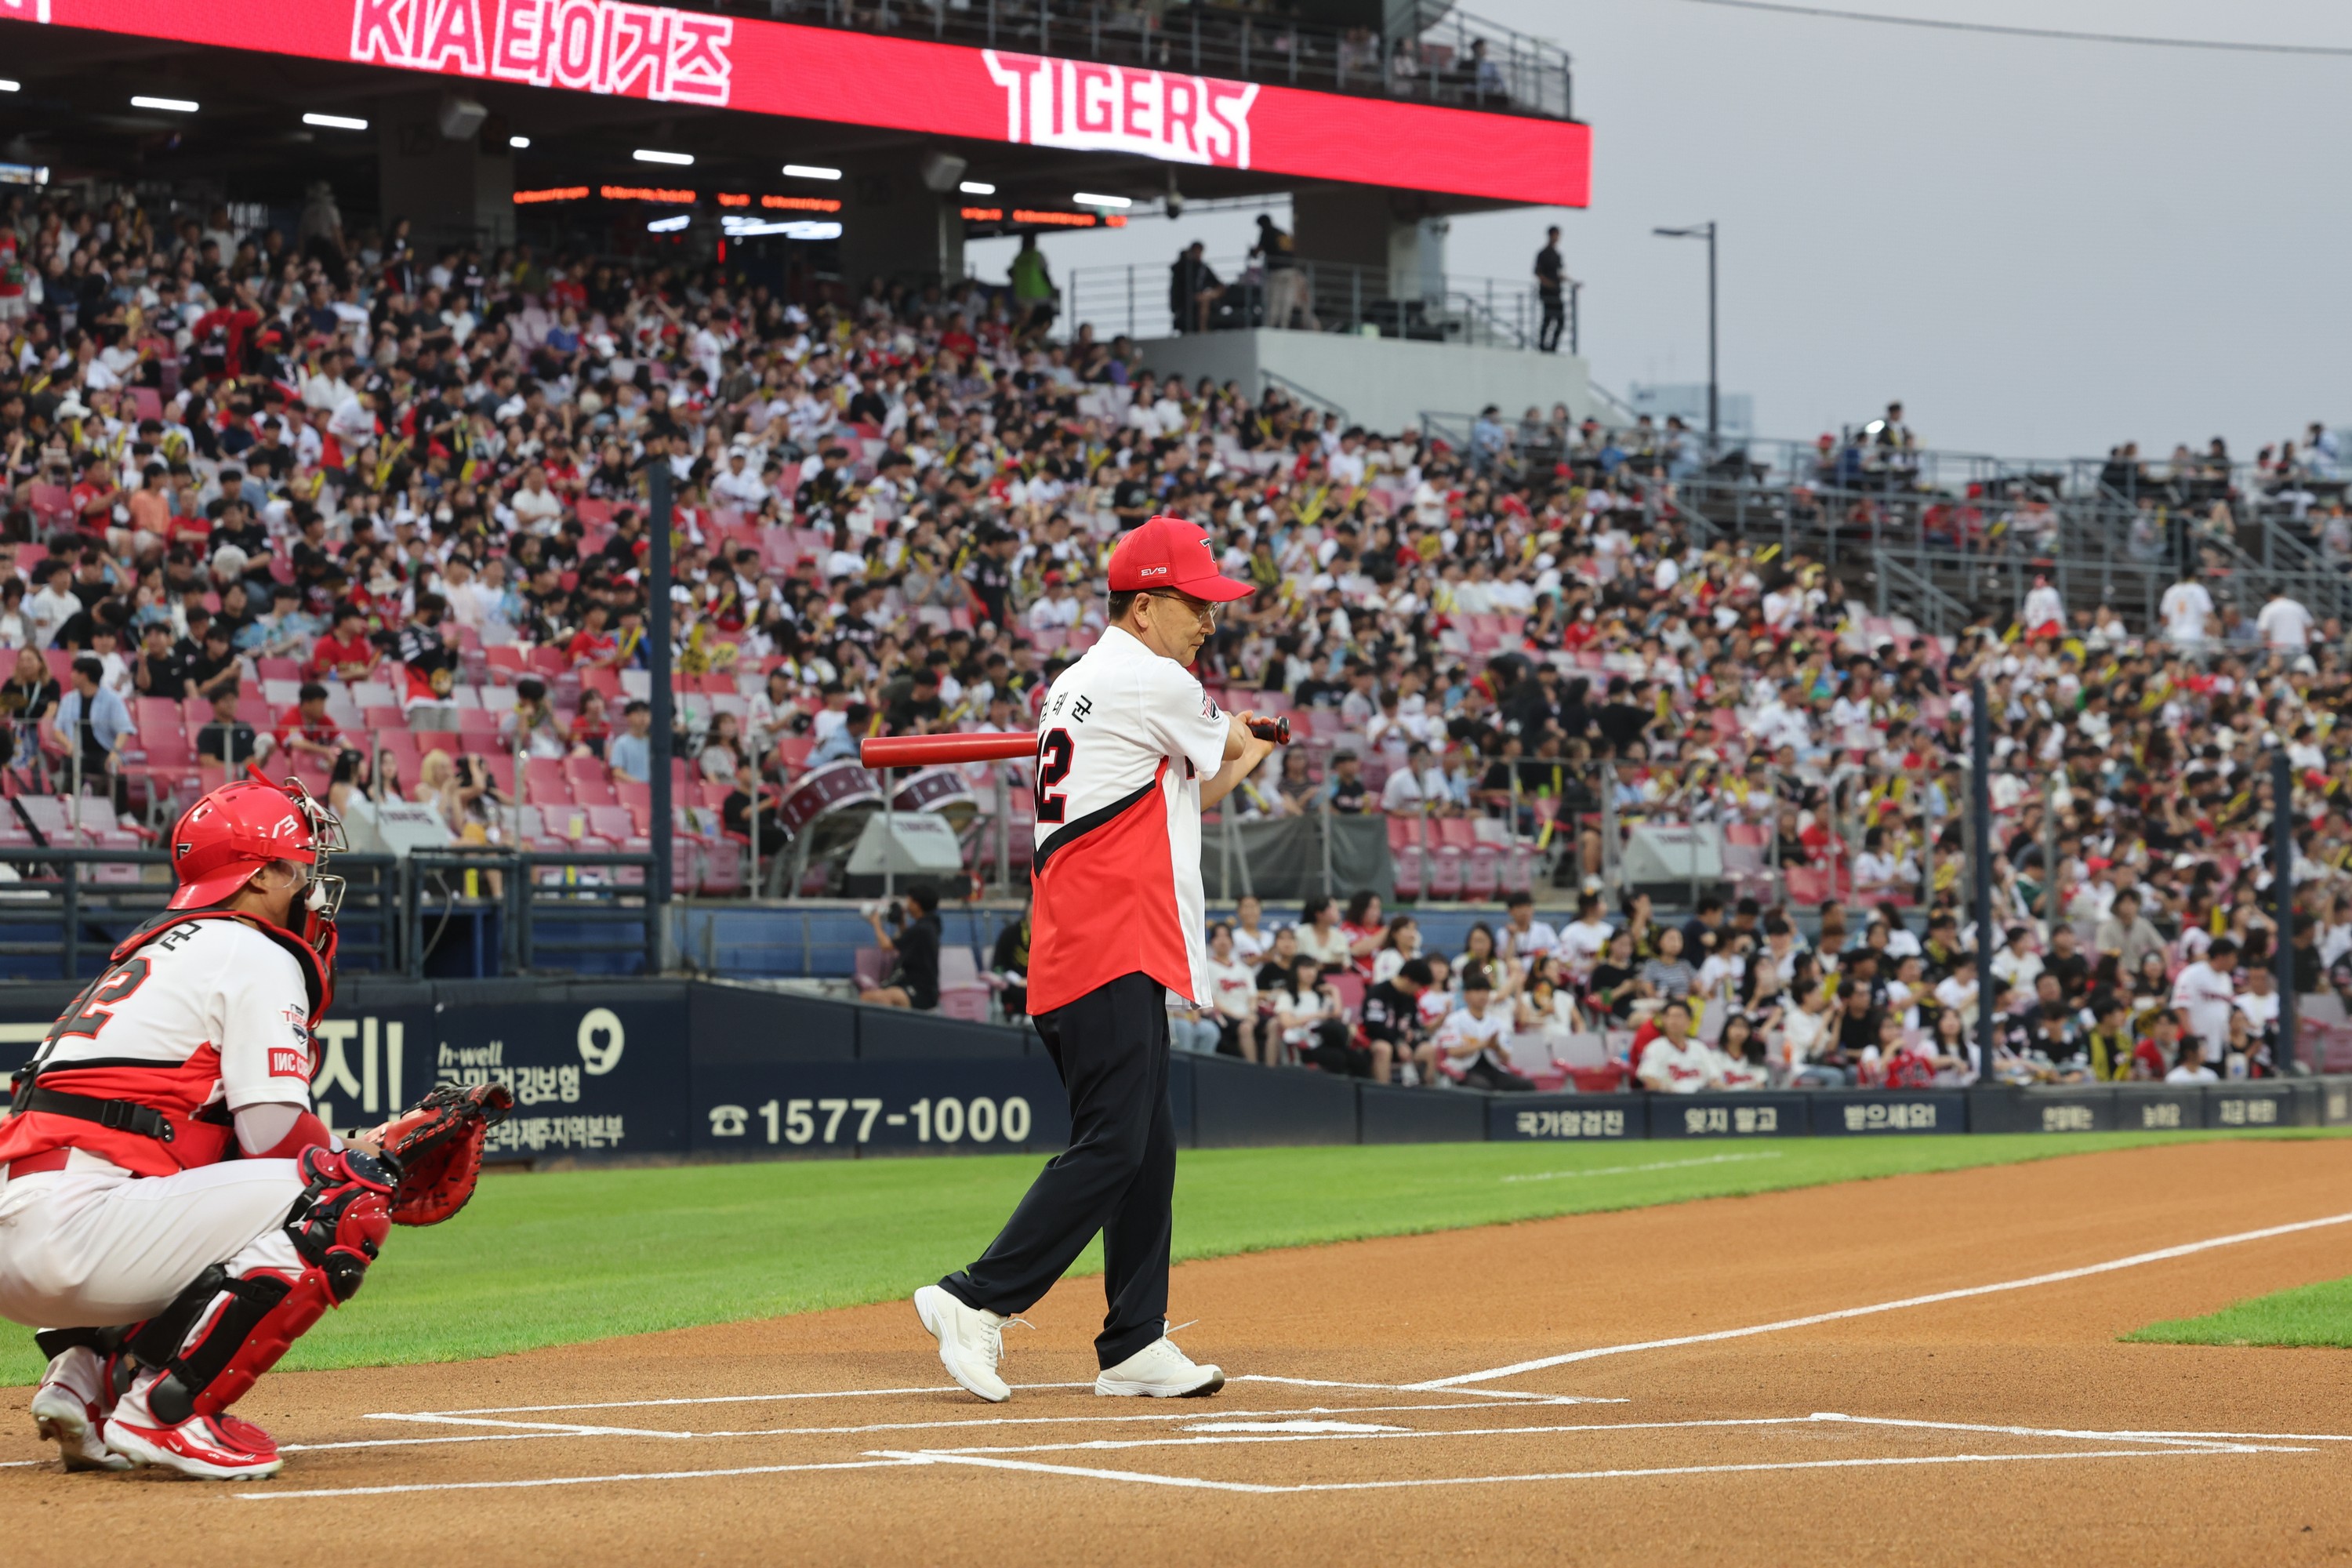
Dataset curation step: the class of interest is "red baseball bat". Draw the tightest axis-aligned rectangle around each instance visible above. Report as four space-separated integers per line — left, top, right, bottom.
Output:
858 717 1289 771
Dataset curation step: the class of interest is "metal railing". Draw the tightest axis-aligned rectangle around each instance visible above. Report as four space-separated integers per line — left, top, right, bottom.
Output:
759 0 1574 120
401 849 661 978
0 848 399 981
0 843 655 981
1069 256 1566 351
1443 416 2352 638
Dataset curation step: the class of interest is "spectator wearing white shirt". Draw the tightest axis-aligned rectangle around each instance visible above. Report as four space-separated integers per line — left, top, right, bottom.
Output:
2164 1040 2219 1084
1203 899 1265 975
1378 742 1451 815
712 447 773 510
1499 892 1559 966
2169 937 2239 1063
1200 923 1260 1062
28 562 78 649
1553 891 1613 982
1636 1000 1718 1094
2256 592 2314 651
509 464 566 534
2158 570 2215 647
1435 967 1534 1091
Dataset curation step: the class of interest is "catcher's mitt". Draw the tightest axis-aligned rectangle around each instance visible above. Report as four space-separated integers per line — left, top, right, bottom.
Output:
378 1083 514 1226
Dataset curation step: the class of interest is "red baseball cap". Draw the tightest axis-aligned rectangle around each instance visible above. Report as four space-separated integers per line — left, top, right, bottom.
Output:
1107 515 1253 603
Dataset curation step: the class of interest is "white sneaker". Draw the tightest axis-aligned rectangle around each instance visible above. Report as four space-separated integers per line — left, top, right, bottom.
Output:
913 1284 1011 1403
31 1347 130 1473
1094 1335 1225 1399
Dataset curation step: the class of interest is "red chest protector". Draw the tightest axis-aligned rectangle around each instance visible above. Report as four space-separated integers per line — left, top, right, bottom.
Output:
0 910 331 1178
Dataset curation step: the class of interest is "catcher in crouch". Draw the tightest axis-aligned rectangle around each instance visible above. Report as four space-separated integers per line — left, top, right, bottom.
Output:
0 776 509 1479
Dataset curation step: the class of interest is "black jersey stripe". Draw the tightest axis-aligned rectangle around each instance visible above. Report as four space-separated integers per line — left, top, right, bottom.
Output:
1033 775 1161 878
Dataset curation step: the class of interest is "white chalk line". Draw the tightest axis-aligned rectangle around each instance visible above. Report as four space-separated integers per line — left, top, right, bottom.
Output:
418 1381 1098 1417
1229 1374 1593 1403
873 1446 2274 1497
221 1411 2318 1501
908 1411 2298 1460
349 1400 1581 1448
1500 1152 1786 1185
235 1457 920 1501
1411 1207 2352 1388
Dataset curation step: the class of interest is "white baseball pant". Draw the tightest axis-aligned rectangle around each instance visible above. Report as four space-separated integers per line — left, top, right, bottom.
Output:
0 1163 305 1330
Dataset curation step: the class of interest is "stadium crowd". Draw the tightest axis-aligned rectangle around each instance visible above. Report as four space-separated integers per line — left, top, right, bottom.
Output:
0 188 2350 1092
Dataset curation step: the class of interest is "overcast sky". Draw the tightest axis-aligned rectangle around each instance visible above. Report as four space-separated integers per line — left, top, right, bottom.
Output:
971 0 2352 460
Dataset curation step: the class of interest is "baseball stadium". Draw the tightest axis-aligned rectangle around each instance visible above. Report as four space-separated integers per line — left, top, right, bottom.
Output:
1 0 2350 1561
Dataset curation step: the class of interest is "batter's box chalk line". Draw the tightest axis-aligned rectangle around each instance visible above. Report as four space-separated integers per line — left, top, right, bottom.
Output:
227 1209 2352 1501
863 1414 2313 1497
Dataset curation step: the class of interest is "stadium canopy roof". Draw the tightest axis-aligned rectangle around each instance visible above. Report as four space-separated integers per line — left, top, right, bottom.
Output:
0 0 1589 213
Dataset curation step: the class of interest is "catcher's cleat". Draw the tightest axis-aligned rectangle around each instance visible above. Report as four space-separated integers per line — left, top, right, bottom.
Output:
31 1347 130 1472
104 1371 283 1479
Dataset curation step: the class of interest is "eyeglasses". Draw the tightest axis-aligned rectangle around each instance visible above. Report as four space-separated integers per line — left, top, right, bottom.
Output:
1147 592 1218 629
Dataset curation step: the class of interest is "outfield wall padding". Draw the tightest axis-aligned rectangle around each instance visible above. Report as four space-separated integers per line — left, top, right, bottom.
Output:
1 979 2343 1161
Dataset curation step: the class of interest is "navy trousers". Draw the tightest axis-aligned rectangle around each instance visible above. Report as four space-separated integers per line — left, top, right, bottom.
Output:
942 971 1175 1370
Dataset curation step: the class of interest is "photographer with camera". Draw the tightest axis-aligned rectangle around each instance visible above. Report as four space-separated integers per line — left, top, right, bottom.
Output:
860 882 942 1011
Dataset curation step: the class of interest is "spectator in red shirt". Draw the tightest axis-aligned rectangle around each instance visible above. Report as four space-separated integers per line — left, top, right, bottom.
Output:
274 681 343 767
307 603 377 682
563 602 621 668
69 456 118 539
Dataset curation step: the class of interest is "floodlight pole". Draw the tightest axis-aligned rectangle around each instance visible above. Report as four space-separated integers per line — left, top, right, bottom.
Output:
2274 749 2297 1073
1651 221 1719 451
1970 677 1994 1069
649 458 675 968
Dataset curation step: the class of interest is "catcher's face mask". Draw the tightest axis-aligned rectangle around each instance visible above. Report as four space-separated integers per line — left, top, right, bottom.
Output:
282 777 347 968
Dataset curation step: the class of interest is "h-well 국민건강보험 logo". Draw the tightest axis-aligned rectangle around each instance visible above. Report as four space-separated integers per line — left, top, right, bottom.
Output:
349 0 735 105
981 49 1258 169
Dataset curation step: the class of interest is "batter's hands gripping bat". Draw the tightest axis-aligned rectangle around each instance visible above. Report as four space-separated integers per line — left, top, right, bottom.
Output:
858 716 1289 771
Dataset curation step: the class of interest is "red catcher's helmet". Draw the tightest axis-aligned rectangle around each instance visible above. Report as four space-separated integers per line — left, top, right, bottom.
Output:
165 778 347 936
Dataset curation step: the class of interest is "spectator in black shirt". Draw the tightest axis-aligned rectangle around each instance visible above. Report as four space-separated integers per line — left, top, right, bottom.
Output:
194 688 261 766
1360 957 1444 1085
1535 225 1570 353
1595 677 1656 755
1835 949 1889 1055
862 881 942 1011
187 623 241 701
2041 924 2090 1006
1326 751 1370 813
1169 242 1222 335
962 530 1015 630
0 648 60 739
992 906 1032 1022
720 761 791 895
133 621 191 701
884 665 946 733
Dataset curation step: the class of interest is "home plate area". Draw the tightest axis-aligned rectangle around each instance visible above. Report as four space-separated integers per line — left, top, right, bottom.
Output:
243 1375 2312 1502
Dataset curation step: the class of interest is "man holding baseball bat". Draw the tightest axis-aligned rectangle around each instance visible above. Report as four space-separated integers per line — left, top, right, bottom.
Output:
913 515 1279 1402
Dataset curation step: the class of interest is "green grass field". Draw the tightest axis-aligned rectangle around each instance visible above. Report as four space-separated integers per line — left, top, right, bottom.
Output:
5 1129 2337 1388
2127 1275 2352 1349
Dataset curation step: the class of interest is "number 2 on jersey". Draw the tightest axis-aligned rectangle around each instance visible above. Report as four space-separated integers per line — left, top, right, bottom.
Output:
52 957 152 1042
1035 728 1075 823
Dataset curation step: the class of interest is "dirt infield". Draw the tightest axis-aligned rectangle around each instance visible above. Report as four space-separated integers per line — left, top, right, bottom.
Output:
13 1137 2352 1565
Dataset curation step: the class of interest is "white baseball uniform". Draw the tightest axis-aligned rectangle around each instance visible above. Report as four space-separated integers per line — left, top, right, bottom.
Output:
0 917 319 1329
1025 625 1230 1018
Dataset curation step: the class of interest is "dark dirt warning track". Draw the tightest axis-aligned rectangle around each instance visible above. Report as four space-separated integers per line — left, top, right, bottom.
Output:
12 1137 2352 1566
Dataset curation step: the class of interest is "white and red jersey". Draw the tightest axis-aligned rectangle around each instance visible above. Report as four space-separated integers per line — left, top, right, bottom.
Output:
1638 1036 1719 1094
0 918 317 1177
1026 626 1231 1017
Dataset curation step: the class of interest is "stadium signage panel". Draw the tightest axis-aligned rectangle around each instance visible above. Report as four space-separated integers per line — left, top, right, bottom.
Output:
1 0 1590 205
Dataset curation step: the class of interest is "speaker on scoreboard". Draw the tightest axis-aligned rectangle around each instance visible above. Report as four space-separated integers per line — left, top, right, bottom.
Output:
437 96 488 141
918 151 968 194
